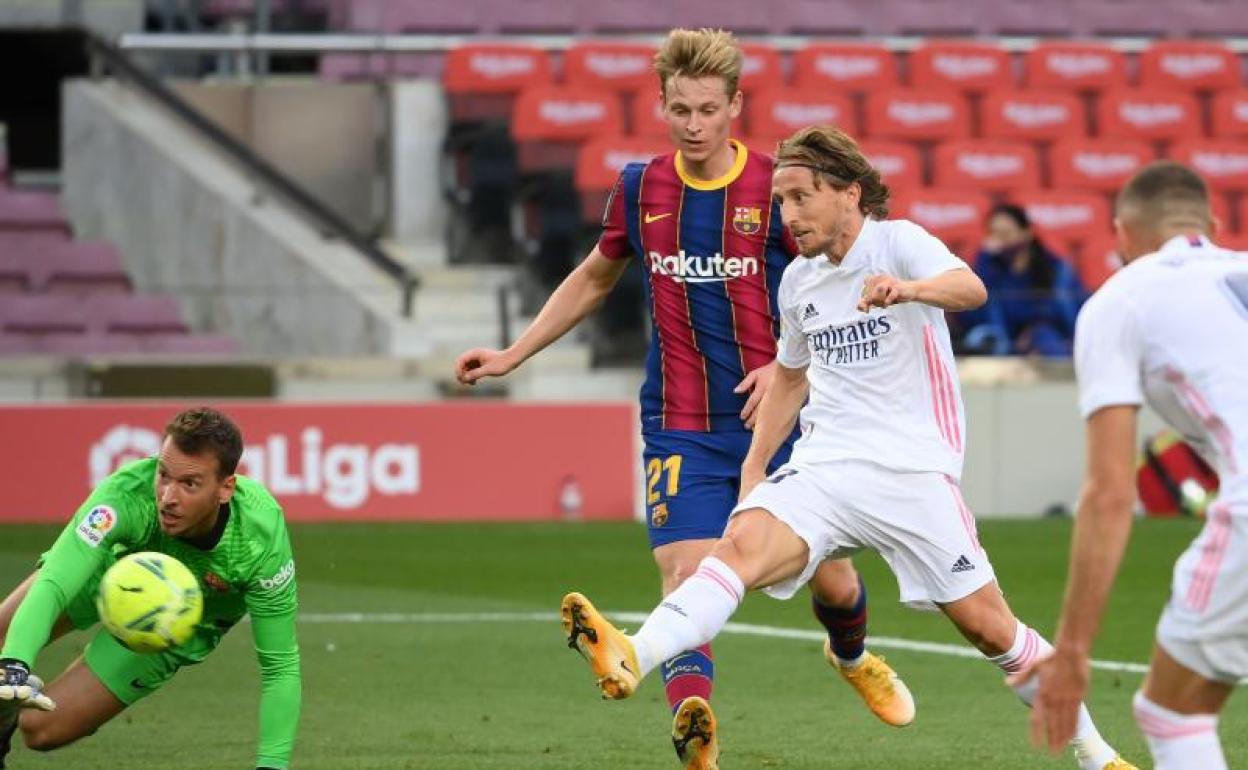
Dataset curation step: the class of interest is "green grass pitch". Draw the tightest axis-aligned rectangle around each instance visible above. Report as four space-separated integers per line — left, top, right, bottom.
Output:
1 518 1244 768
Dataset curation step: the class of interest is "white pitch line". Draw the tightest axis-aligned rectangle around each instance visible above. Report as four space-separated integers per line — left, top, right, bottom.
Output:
298 610 1150 675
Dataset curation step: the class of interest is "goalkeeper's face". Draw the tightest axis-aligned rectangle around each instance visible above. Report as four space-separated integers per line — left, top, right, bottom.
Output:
154 436 237 539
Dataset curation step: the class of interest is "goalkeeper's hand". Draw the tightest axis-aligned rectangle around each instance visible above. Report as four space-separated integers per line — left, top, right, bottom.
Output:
0 659 55 712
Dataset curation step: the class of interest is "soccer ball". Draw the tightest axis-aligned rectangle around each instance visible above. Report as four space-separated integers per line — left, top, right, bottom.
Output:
97 552 203 654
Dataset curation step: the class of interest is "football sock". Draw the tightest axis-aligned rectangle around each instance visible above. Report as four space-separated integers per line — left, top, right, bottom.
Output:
0 706 17 770
811 575 867 665
661 645 715 713
1133 690 1226 770
990 621 1116 770
631 557 744 677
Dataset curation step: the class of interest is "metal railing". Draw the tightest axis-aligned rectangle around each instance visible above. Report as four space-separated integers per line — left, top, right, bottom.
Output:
84 33 420 316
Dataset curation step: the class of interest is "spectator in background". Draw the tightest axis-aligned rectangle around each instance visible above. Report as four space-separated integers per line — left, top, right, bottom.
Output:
959 204 1086 357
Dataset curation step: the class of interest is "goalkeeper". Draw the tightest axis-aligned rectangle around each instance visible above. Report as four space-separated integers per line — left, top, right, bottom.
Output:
0 407 300 769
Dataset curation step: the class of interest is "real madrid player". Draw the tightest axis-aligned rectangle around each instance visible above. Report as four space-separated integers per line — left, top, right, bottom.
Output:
456 28 910 769
0 408 300 770
560 125 1137 770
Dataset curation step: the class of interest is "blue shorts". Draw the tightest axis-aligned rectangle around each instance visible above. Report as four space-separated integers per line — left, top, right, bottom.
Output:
642 429 794 548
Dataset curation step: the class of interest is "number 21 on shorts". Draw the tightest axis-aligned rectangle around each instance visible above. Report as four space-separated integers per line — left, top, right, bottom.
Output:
646 455 683 504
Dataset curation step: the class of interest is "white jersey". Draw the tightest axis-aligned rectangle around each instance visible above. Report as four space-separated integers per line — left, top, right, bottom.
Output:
1075 234 1248 512
776 217 970 478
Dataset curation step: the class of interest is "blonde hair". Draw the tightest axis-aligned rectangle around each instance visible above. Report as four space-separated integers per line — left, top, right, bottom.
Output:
653 28 743 97
775 125 890 219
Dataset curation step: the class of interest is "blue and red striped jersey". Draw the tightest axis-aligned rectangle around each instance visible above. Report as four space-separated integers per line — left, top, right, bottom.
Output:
599 140 797 432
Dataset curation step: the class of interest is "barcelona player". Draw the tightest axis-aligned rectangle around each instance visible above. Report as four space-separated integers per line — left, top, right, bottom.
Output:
456 28 910 769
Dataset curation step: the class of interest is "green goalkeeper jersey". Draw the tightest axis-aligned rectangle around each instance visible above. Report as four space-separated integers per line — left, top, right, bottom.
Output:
1 456 302 768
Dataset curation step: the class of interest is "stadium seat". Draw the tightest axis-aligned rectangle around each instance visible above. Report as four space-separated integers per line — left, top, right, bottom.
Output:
885 0 981 36
739 42 783 93
1049 138 1154 193
630 94 668 137
1211 192 1232 233
30 241 132 295
980 90 1085 142
0 190 67 233
891 188 991 251
38 333 145 355
1013 190 1111 249
987 0 1080 36
442 44 552 123
563 42 659 94
94 295 189 335
140 333 244 355
574 136 668 221
860 140 924 193
908 41 1013 94
489 0 577 33
1139 41 1241 93
774 1 885 35
0 294 91 335
792 43 898 93
343 0 480 32
1074 234 1123 291
1097 90 1202 142
933 140 1041 192
511 86 624 172
1072 0 1170 36
1170 140 1248 193
578 0 675 33
747 88 858 143
1024 42 1127 93
670 0 773 35
864 89 970 142
1211 90 1248 140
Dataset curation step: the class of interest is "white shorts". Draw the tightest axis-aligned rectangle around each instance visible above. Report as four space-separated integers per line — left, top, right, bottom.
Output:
1156 502 1248 684
731 459 995 610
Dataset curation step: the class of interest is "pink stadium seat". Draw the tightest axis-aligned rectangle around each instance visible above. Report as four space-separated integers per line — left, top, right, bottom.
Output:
671 0 772 34
747 88 858 143
39 333 145 355
1170 141 1248 193
864 89 970 142
908 41 1013 94
0 191 67 232
1049 139 1154 193
92 295 188 335
891 188 991 251
578 0 674 33
859 141 924 193
38 242 132 295
141 334 244 355
1072 0 1170 36
1139 41 1241 93
933 141 1040 193
629 94 668 137
1013 190 1111 250
563 43 659 94
0 294 90 334
489 0 577 33
0 333 38 355
793 44 898 93
1024 42 1127 93
344 0 479 32
980 90 1085 142
1097 90 1202 142
774 1 885 35
988 0 1079 36
886 0 980 35
1211 91 1248 140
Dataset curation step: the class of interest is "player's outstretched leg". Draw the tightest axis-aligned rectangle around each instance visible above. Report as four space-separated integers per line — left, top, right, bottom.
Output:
671 696 718 770
811 568 915 726
561 592 640 700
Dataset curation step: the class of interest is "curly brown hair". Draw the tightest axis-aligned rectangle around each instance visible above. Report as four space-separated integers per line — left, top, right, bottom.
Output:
775 125 889 219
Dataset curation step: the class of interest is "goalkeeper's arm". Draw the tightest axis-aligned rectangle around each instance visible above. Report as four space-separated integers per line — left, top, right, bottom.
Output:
251 610 301 769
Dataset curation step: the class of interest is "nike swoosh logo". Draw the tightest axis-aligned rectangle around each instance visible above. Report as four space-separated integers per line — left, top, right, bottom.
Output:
620 660 634 675
644 212 672 224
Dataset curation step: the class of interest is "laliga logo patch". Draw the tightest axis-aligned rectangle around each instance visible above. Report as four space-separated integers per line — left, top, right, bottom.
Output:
732 206 762 235
75 505 116 548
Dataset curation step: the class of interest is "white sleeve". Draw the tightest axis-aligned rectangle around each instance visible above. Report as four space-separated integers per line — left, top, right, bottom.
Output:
775 272 810 369
892 220 968 280
1074 286 1145 418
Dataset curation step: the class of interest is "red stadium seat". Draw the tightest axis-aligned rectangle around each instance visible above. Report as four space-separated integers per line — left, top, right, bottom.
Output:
574 136 668 221
1097 90 1202 142
747 88 858 142
1013 190 1111 247
1139 41 1241 93
512 87 624 172
1170 141 1248 193
443 45 552 95
630 94 669 137
1216 231 1248 252
1049 139 1154 193
1075 234 1124 291
891 188 991 250
980 90 1085 142
1211 90 1248 140
908 41 1013 94
1024 42 1127 93
564 42 659 94
933 141 1040 192
864 89 970 141
859 140 924 193
739 43 783 93
793 43 898 92
1211 192 1232 233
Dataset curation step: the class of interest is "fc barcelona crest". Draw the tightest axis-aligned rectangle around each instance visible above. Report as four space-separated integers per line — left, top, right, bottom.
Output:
650 502 669 527
732 206 762 235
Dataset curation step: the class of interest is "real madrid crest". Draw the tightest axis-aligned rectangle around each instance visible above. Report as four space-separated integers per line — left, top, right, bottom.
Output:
732 206 762 235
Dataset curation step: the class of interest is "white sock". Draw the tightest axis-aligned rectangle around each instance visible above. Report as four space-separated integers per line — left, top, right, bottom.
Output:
990 622 1116 770
1133 690 1226 770
630 557 745 677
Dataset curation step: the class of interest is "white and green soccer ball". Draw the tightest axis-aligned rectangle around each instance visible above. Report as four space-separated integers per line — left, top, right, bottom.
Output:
97 552 203 654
